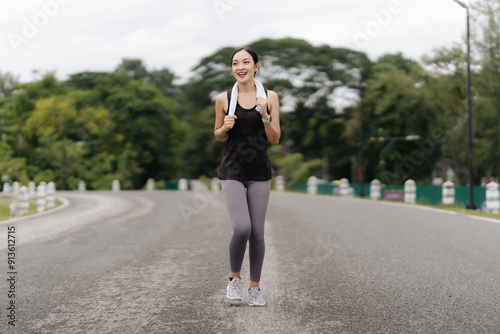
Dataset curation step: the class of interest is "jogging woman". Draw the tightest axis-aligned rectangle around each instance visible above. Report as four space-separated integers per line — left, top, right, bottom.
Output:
214 47 280 306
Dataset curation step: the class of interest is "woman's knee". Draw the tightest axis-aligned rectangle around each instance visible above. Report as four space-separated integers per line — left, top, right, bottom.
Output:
233 222 251 240
249 230 265 244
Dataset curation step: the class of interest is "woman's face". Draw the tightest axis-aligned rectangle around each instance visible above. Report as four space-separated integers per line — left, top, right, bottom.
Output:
232 50 258 83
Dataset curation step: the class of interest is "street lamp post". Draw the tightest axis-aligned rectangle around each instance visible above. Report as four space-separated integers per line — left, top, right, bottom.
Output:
358 61 366 197
453 0 476 209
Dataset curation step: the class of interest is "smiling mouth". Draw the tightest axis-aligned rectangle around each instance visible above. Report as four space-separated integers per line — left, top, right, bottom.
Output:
237 72 247 78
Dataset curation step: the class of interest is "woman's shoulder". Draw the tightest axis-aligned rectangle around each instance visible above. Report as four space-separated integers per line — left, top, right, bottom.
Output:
216 91 229 114
266 89 279 101
216 91 229 104
265 89 278 97
216 91 229 105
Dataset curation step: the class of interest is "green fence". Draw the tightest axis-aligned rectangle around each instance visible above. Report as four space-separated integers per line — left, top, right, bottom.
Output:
293 183 487 208
166 181 179 190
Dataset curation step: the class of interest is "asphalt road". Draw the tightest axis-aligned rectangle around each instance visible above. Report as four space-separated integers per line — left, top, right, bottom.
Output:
0 190 499 333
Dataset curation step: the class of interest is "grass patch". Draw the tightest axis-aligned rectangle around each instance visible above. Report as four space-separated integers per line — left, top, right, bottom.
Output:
0 197 63 222
285 190 500 221
436 204 500 220
0 197 12 221
334 194 500 221
399 202 500 221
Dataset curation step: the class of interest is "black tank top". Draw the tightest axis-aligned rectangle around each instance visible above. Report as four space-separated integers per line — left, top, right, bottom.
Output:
218 89 272 181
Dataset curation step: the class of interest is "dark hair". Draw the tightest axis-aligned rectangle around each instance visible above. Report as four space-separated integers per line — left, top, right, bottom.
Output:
231 47 259 75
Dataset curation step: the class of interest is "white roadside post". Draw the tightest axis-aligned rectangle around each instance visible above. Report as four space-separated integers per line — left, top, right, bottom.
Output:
211 178 220 192
370 179 381 200
112 179 121 191
339 178 347 196
78 180 86 192
36 183 46 213
275 176 285 192
46 182 56 208
178 178 188 191
18 186 29 215
340 179 355 197
404 179 416 203
442 181 455 205
3 182 11 194
307 176 318 195
485 181 499 214
146 178 155 191
12 181 20 200
9 200 19 218
28 181 36 199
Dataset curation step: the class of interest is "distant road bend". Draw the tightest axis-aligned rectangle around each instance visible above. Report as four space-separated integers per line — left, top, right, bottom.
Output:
0 190 499 333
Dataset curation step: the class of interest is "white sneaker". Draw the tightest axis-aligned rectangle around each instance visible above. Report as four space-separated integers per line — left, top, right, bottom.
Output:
226 278 243 301
247 287 266 306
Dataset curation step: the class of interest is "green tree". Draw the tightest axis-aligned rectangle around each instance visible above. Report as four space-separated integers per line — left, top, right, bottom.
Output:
21 95 118 189
362 55 439 184
179 105 223 179
422 46 469 184
283 99 349 180
115 58 149 79
103 75 181 185
0 141 31 185
0 71 19 98
269 145 322 189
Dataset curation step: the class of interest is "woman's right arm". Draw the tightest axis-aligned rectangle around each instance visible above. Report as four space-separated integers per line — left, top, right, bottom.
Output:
214 92 237 141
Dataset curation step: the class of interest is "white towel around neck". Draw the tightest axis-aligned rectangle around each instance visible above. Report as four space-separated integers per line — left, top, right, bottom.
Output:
228 79 267 116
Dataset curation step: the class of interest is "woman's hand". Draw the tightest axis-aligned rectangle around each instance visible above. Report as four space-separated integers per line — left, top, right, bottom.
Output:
256 97 268 119
223 115 238 131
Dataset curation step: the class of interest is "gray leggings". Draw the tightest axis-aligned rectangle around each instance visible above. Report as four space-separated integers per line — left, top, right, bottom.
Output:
221 180 271 282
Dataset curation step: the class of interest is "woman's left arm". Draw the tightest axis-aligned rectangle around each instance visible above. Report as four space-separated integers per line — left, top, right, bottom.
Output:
260 90 281 145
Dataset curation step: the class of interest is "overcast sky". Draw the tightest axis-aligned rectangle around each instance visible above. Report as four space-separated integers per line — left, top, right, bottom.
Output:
0 0 478 83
